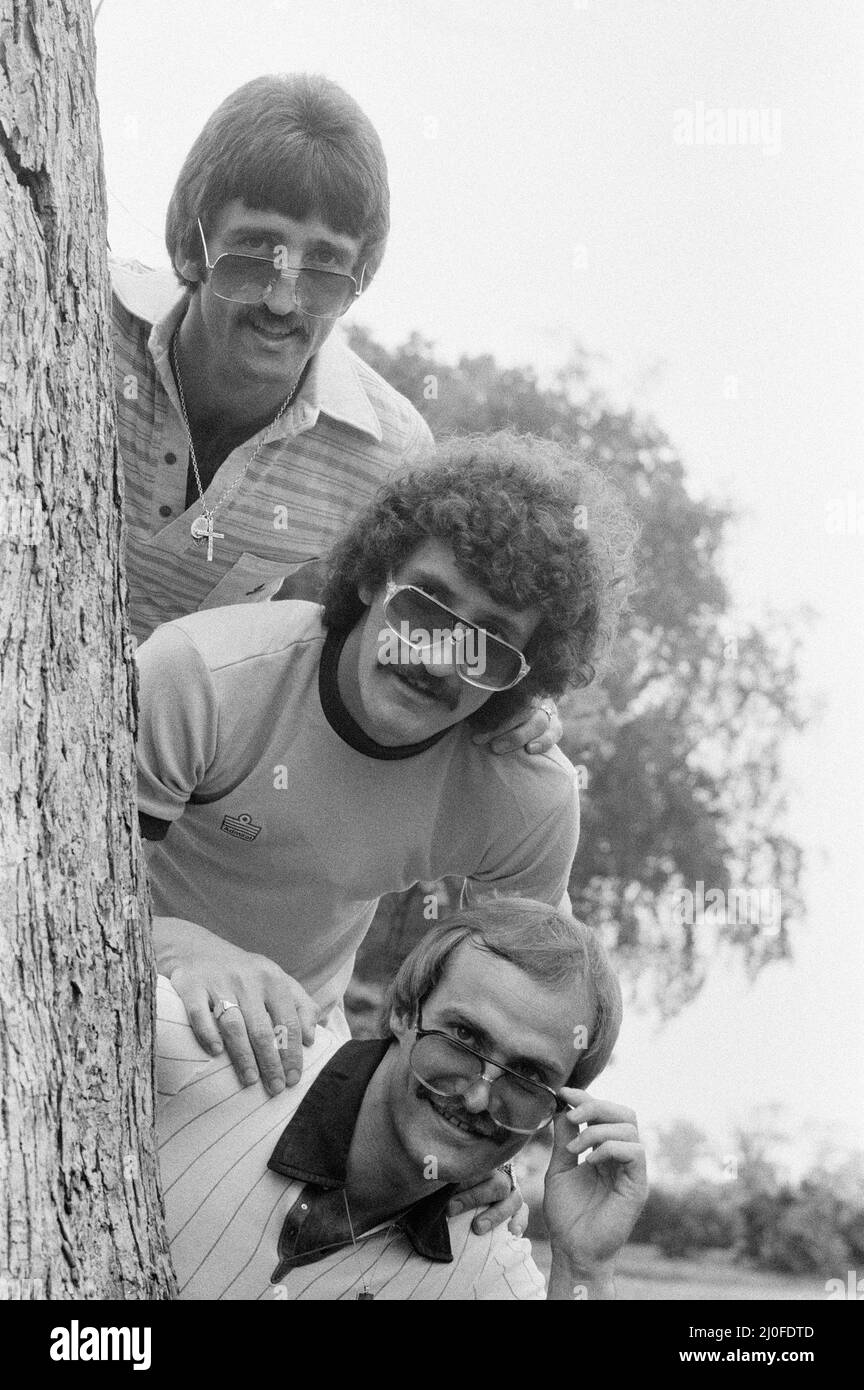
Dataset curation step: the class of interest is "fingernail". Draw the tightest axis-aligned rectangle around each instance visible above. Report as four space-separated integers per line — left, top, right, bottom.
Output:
269 1077 285 1094
285 1069 301 1087
242 1071 258 1086
475 1219 490 1233
448 1200 463 1215
209 1041 223 1055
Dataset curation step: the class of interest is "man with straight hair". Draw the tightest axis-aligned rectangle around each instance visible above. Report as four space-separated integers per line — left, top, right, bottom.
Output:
156 897 647 1300
113 73 556 756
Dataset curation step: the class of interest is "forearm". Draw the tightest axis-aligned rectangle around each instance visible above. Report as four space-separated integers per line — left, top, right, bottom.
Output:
152 913 226 975
546 1252 617 1301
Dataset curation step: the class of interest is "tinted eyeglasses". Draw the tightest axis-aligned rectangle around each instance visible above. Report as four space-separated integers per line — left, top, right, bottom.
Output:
382 579 531 692
197 219 365 319
409 1007 568 1135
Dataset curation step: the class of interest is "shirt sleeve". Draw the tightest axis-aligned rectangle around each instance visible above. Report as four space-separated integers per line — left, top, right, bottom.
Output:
135 622 220 822
463 763 579 910
402 406 435 463
471 1226 547 1300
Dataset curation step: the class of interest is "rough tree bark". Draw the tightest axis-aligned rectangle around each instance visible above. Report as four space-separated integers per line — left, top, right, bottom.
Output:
0 1 174 1297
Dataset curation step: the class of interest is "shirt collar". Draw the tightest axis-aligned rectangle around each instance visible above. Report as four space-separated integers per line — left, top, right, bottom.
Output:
109 257 384 442
267 1037 455 1263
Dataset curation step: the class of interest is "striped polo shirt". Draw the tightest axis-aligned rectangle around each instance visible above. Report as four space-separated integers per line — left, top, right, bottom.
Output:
110 259 434 643
157 977 547 1300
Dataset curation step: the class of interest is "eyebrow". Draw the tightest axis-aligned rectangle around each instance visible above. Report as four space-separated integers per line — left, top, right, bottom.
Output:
405 572 521 645
436 1009 562 1086
223 226 354 266
305 239 354 267
222 225 282 247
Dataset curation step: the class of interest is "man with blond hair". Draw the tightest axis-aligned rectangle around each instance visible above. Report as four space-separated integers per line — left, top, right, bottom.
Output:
156 898 647 1300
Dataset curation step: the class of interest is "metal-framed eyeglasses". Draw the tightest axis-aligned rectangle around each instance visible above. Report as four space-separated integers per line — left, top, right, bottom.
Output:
197 218 365 319
409 1006 568 1135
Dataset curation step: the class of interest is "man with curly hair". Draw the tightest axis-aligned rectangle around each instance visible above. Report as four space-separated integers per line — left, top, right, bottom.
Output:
137 433 635 1112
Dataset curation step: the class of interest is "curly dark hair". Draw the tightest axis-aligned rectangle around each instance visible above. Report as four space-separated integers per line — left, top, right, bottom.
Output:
321 432 637 730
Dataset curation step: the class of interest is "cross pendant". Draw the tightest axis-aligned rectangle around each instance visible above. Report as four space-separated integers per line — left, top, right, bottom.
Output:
205 514 225 562
190 511 224 562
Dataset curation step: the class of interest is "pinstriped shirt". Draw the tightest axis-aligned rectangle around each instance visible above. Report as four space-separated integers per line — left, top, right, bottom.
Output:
157 977 547 1300
110 260 434 643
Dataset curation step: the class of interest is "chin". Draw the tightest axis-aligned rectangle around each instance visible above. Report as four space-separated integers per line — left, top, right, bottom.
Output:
363 677 444 742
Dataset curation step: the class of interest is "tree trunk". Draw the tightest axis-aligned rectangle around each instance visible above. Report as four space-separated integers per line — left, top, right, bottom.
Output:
0 1 174 1298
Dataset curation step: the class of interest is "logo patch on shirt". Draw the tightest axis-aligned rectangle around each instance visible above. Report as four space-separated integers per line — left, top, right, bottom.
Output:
221 812 261 841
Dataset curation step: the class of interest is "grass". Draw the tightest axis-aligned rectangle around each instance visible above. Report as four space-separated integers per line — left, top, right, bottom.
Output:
528 1241 828 1300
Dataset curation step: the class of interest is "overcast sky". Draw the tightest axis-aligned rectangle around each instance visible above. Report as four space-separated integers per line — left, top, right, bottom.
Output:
94 0 864 1167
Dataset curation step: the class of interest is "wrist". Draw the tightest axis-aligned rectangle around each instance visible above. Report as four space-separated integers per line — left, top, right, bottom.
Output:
152 914 208 975
547 1249 617 1301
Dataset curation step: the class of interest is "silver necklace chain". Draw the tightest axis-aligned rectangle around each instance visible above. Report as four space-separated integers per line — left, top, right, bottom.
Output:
170 327 298 558
341 1189 405 1300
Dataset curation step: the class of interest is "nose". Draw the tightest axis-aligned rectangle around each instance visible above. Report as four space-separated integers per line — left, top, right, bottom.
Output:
262 271 301 316
461 1065 503 1113
416 625 468 681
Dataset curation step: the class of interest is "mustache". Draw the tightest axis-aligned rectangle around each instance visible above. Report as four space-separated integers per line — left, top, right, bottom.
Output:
416 1083 503 1142
384 662 461 711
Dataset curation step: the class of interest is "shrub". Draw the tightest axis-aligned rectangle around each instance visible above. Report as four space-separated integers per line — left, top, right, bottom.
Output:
631 1184 740 1257
838 1205 864 1263
740 1181 858 1275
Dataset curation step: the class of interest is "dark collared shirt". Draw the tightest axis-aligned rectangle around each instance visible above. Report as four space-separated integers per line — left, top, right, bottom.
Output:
268 1039 455 1280
157 981 547 1298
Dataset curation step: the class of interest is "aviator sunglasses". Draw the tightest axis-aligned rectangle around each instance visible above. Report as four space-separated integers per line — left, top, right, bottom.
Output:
382 578 532 692
197 219 365 319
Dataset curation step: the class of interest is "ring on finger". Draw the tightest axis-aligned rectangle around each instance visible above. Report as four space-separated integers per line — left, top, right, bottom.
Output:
213 998 241 1022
